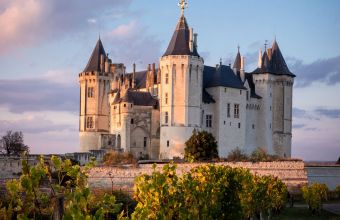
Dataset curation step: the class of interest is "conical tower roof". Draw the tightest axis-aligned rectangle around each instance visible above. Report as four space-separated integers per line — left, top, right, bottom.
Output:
84 38 106 72
163 15 199 57
269 40 294 76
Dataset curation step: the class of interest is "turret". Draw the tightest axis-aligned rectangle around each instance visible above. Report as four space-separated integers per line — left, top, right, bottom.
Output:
159 2 203 159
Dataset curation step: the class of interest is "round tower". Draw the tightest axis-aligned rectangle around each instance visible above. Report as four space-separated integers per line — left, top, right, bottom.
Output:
159 6 204 159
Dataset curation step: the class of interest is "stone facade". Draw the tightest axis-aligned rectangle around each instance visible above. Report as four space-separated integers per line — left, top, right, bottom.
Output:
78 7 295 159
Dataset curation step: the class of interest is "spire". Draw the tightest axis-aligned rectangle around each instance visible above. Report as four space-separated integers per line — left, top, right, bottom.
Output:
163 0 199 57
269 39 294 76
233 46 241 70
84 38 106 72
178 0 188 16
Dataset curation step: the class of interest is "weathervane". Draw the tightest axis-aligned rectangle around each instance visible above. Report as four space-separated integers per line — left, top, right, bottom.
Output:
178 0 188 15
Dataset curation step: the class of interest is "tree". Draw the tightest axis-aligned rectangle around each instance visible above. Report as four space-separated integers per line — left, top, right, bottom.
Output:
301 183 328 215
184 130 218 162
1 130 29 156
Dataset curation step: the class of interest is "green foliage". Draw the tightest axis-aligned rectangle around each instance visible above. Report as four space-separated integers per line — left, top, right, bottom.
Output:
103 151 137 166
301 183 328 214
250 147 269 162
226 147 249 161
0 130 29 156
184 130 218 162
132 163 288 220
336 184 340 199
0 155 122 219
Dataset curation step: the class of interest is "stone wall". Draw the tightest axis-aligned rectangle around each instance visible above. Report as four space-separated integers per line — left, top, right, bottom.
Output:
88 161 307 193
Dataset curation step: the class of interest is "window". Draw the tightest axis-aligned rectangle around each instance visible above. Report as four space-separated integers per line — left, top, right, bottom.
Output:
270 106 272 111
238 123 241 128
227 103 230 118
165 73 169 84
167 140 170 147
252 124 255 129
143 137 147 148
234 104 240 118
165 112 169 124
270 123 272 129
224 88 227 93
86 117 93 129
131 118 134 124
206 114 212 128
87 87 94 98
246 91 249 100
165 93 168 104
240 90 242 95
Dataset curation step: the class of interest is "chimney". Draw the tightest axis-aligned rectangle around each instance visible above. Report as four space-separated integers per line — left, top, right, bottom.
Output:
100 54 105 72
132 63 136 88
152 63 156 72
194 33 198 48
189 28 194 52
240 56 245 82
148 64 151 71
257 49 263 68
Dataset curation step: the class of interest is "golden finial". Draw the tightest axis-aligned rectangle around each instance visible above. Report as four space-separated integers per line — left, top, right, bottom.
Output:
178 0 188 16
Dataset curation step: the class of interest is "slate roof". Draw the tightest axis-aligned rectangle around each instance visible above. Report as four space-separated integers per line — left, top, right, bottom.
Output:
244 73 262 99
163 15 199 57
202 89 215 103
84 39 106 72
203 65 247 90
251 40 295 77
113 90 158 107
124 69 159 89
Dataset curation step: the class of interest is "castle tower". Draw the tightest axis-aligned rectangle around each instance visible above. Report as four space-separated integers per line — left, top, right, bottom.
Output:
159 2 204 159
251 39 295 157
79 38 113 152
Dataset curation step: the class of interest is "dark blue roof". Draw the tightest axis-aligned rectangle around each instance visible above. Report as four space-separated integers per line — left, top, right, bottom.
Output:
84 39 106 72
203 65 246 90
163 15 199 57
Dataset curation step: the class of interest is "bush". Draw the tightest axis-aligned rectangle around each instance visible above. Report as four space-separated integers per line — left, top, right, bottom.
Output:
184 130 218 162
103 151 137 166
132 164 288 219
301 183 328 214
335 185 340 199
250 148 269 162
227 147 249 161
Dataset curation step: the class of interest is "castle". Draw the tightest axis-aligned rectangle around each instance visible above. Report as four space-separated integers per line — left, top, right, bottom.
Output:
78 1 295 159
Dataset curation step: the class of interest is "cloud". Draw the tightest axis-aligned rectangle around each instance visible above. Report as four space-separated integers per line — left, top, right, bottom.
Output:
104 20 162 69
0 75 78 113
0 116 75 134
315 108 340 119
292 123 306 129
289 55 340 87
0 0 131 54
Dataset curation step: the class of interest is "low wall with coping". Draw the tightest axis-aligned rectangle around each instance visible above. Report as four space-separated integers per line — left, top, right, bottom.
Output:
88 161 308 193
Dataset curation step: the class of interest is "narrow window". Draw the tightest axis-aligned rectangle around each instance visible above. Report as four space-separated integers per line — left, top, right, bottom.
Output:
238 123 241 129
143 137 147 148
165 73 169 84
270 106 272 111
165 112 169 124
252 124 255 129
234 104 240 118
86 117 93 129
240 90 242 95
270 123 272 129
206 115 212 128
87 87 94 98
165 93 168 104
246 91 249 100
224 88 227 93
167 140 170 147
227 103 230 118
131 118 134 124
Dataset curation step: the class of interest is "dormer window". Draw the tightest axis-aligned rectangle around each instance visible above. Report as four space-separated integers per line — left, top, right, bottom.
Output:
165 73 169 84
87 87 94 98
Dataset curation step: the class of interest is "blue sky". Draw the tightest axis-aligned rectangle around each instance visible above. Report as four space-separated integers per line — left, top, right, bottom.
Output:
0 0 339 161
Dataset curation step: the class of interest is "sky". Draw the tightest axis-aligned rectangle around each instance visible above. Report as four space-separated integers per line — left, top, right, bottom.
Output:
0 0 339 161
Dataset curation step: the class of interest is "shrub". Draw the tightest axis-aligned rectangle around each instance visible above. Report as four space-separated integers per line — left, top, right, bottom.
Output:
227 147 249 161
250 148 269 162
301 183 328 214
184 130 218 162
103 151 137 166
132 164 288 220
335 185 340 199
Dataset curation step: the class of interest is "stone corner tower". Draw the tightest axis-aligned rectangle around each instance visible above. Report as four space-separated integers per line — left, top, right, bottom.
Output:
79 38 113 152
159 8 204 159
